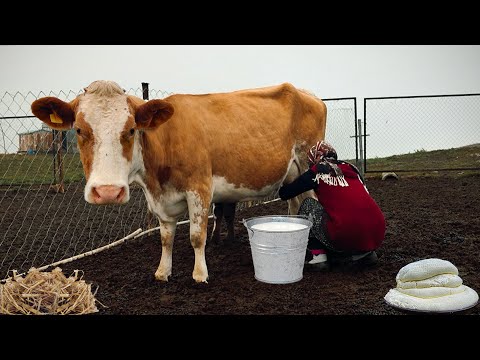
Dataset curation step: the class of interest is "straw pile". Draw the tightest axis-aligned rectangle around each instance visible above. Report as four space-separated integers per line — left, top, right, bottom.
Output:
0 267 99 315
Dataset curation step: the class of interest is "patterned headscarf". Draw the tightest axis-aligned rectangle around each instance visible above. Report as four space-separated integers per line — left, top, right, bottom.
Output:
308 140 338 165
308 140 348 187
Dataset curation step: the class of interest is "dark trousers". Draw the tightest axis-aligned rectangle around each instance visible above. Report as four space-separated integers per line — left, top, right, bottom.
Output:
297 197 338 252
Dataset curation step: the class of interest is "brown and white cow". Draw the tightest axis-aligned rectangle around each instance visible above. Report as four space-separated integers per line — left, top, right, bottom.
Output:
31 81 327 283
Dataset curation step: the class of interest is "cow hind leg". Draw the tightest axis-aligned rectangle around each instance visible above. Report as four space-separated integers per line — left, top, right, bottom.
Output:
210 202 236 245
285 156 316 215
223 203 236 244
210 203 224 245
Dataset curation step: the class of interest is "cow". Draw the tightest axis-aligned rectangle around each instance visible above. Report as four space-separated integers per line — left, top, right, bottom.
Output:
31 81 327 283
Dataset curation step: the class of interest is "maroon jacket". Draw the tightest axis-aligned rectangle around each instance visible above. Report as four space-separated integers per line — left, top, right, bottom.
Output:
279 162 385 252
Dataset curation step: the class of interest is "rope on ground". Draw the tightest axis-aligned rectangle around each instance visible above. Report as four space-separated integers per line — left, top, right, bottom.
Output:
0 228 143 283
0 197 281 284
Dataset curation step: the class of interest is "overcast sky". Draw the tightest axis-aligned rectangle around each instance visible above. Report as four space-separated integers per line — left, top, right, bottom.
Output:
1 45 479 97
1 45 479 157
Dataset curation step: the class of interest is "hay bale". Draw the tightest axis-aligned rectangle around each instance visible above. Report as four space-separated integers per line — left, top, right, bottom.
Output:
0 267 99 315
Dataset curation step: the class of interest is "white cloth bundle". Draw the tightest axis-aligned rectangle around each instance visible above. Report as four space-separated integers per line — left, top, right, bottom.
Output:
396 274 463 289
396 258 458 282
385 258 478 313
396 285 466 298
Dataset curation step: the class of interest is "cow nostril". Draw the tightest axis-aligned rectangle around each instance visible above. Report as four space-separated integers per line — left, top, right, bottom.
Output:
117 187 125 201
92 187 101 199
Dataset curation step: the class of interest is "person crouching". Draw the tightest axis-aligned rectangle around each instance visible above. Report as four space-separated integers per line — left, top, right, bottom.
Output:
279 140 386 271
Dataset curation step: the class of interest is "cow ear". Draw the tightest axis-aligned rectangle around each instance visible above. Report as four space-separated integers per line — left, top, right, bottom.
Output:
135 99 174 129
31 97 76 130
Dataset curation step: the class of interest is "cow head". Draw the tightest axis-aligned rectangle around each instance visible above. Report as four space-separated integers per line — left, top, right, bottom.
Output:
31 80 174 205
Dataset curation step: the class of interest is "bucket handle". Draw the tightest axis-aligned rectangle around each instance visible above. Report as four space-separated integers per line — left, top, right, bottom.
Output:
242 218 254 235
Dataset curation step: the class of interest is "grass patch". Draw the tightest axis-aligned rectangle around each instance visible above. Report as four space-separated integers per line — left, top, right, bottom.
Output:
0 153 84 186
365 145 480 172
343 144 480 179
1 144 480 185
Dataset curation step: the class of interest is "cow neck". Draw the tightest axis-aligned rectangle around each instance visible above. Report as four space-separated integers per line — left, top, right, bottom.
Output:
133 129 173 196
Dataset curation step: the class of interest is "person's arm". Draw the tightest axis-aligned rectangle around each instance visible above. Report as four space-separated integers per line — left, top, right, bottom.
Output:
279 168 318 201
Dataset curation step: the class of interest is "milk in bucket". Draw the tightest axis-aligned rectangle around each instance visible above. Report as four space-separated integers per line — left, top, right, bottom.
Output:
243 215 313 284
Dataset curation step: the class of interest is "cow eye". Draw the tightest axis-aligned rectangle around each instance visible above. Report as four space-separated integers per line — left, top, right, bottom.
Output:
130 128 135 135
76 128 81 135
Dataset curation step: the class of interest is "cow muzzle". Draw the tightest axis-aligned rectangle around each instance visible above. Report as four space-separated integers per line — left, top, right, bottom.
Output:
90 185 128 204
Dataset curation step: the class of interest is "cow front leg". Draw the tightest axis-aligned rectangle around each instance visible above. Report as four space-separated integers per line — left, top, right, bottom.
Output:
187 192 209 283
155 220 177 281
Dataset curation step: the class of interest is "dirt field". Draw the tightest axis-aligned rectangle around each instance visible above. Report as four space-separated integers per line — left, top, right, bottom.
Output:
1 174 479 316
33 174 475 315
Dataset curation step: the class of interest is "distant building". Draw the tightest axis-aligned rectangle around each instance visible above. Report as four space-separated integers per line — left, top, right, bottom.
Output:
18 129 53 154
18 128 78 154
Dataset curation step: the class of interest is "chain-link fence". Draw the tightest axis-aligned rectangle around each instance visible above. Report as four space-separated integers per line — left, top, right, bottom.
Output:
364 94 480 173
0 87 171 280
1 86 354 280
323 98 358 162
5 88 475 279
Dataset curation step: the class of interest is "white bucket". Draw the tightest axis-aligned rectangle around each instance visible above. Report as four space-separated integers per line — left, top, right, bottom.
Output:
243 215 313 284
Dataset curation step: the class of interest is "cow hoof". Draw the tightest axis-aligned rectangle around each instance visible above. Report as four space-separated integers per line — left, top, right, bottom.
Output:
225 237 242 246
154 271 170 282
193 273 209 283
194 278 208 284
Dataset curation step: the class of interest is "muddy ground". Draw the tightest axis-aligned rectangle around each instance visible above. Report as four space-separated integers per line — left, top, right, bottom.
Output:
46 174 480 315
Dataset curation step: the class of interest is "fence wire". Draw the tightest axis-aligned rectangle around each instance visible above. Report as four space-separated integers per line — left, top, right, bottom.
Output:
3 88 475 280
0 88 156 280
2 87 351 280
322 98 358 162
364 94 480 172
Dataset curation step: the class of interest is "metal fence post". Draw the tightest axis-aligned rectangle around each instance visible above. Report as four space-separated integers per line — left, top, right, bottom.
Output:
52 129 57 183
0 122 6 154
51 129 65 193
142 82 157 229
357 119 365 178
142 82 149 101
